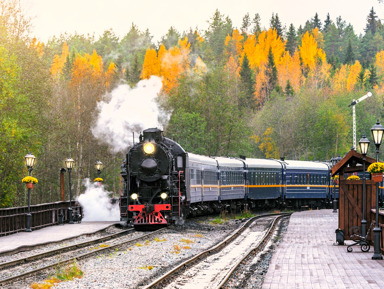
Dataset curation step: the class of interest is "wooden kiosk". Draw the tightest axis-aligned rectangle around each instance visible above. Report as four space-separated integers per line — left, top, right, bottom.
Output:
331 149 377 242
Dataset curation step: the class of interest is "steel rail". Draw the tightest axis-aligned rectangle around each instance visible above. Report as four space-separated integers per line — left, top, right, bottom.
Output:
215 214 288 288
0 228 165 286
143 213 291 289
0 228 134 270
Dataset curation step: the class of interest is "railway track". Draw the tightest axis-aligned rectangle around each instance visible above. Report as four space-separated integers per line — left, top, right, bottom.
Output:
143 213 290 289
0 226 165 287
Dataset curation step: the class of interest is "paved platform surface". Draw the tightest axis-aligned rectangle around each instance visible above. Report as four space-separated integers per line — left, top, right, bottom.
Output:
262 209 384 289
0 221 118 253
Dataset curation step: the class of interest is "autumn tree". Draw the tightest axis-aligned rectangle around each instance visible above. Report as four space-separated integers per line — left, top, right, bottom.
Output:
286 24 297 56
252 13 262 36
239 54 256 110
205 10 233 64
270 13 283 38
119 24 153 86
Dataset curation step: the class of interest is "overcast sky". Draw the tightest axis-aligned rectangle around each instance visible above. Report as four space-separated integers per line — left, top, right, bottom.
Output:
20 0 383 43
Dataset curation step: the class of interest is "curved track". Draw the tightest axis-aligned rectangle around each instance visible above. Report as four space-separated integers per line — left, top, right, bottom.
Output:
144 213 290 289
0 227 165 286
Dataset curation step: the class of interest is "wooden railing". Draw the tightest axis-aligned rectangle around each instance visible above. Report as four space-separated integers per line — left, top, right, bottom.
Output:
0 201 82 236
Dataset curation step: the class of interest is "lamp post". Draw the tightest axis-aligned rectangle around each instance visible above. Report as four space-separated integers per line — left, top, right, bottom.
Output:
359 135 370 237
371 120 384 260
95 160 103 178
332 156 342 212
65 158 75 224
331 157 337 213
25 153 36 232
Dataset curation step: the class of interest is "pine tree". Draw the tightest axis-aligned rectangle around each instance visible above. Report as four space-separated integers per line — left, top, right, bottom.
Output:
241 13 251 34
365 7 378 35
344 39 355 64
358 69 365 88
286 24 297 56
160 26 180 49
285 80 295 97
368 63 378 88
270 13 283 38
297 25 304 37
312 13 322 30
252 13 262 36
323 13 332 32
239 54 255 110
265 47 278 94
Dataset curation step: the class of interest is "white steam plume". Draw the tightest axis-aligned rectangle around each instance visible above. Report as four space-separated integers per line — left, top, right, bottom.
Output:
77 179 120 221
92 76 164 153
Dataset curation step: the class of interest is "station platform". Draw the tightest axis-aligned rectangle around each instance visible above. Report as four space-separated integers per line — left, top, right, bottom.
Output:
0 221 118 254
262 209 384 289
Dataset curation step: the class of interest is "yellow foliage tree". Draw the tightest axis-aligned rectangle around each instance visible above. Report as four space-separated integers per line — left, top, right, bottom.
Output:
194 56 207 76
333 64 348 92
141 49 160 79
225 29 243 59
299 31 326 70
252 127 279 158
347 61 362 91
105 62 117 89
29 38 44 57
299 30 330 89
277 50 303 92
225 55 240 78
375 50 384 86
244 29 285 69
50 42 69 77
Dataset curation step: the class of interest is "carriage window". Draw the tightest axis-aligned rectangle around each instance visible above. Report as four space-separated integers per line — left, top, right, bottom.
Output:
196 170 202 184
177 156 183 169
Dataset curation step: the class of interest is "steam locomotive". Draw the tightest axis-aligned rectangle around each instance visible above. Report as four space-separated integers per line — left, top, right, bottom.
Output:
120 128 340 229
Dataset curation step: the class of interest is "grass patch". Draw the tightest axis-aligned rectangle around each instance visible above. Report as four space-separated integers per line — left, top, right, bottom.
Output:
30 260 83 289
235 209 254 219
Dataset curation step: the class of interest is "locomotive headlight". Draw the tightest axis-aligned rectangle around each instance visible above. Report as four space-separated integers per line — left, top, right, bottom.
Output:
143 142 155 154
130 193 139 200
160 192 168 200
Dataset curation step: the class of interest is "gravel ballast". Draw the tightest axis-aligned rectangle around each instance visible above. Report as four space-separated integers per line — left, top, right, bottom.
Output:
18 218 244 289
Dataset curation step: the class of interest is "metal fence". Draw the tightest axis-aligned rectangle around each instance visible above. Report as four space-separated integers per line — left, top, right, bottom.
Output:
0 201 82 236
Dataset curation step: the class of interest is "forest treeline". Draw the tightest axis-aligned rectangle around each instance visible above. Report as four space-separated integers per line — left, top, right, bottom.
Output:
1 0 384 207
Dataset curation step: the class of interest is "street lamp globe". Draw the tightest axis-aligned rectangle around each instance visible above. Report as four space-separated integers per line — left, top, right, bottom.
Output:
25 153 36 169
65 158 75 170
371 120 384 146
95 161 103 171
358 135 370 155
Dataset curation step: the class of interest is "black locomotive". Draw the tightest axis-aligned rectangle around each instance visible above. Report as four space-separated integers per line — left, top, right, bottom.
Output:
120 128 343 229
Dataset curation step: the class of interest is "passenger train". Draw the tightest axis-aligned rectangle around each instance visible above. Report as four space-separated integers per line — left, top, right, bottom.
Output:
120 128 338 228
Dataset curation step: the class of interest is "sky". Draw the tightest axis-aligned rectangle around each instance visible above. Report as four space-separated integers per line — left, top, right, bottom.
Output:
20 0 383 43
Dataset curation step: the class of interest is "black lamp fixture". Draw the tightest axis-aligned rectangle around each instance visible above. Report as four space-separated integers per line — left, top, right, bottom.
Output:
370 120 384 260
332 156 342 213
358 135 370 237
65 158 75 224
25 153 36 232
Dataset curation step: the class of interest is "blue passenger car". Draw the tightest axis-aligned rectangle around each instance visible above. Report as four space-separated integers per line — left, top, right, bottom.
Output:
214 157 245 201
242 158 284 205
284 160 330 208
187 153 219 204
